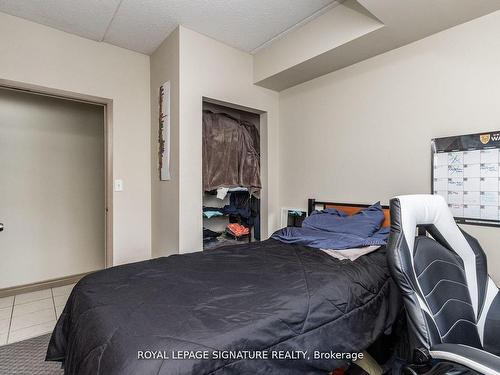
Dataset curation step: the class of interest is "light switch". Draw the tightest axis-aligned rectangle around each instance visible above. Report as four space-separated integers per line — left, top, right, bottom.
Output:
114 179 124 192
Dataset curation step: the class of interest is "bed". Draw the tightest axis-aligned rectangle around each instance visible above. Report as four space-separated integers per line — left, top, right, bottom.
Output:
46 200 401 375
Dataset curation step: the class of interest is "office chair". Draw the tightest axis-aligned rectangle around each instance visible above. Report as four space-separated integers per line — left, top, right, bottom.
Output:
387 195 500 375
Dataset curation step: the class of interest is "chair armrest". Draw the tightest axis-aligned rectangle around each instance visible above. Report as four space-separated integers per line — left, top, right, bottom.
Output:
430 344 500 375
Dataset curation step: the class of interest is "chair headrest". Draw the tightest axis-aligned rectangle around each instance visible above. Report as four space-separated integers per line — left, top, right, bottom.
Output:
391 194 453 249
390 194 479 316
393 194 451 225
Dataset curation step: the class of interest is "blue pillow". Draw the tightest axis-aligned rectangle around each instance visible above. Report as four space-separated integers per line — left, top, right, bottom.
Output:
302 202 384 237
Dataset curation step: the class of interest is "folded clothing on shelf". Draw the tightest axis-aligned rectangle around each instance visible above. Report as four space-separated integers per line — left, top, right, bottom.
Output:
203 210 224 219
203 228 223 243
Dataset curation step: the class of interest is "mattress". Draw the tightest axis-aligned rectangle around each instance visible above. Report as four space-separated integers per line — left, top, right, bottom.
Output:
46 239 401 375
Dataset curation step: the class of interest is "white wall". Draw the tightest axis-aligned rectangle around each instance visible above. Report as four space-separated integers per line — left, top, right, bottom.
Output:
0 89 105 288
150 28 180 258
178 26 280 252
279 11 500 283
0 12 151 268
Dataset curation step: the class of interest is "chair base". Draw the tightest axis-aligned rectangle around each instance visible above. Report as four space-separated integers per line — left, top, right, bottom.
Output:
403 362 482 375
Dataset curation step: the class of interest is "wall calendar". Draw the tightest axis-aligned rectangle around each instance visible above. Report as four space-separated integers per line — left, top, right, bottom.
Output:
432 131 500 227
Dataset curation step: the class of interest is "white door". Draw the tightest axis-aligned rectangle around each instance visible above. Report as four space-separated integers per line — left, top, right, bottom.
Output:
0 88 105 289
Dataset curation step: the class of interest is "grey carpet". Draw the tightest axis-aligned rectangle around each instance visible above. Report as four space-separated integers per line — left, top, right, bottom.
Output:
0 334 64 375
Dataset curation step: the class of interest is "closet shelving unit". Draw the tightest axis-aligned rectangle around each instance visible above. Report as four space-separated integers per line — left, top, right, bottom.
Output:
203 195 252 244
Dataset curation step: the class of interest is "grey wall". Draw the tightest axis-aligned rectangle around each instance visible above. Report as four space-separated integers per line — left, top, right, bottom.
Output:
150 28 180 258
0 88 105 288
279 11 500 283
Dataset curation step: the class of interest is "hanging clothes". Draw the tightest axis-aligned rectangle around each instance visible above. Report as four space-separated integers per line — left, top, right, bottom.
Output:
202 111 261 197
240 120 260 154
224 191 260 241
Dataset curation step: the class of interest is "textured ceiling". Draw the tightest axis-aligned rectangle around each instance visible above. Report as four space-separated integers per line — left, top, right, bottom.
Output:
0 0 337 55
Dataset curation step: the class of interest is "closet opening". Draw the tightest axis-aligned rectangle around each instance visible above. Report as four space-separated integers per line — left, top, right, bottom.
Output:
202 98 265 250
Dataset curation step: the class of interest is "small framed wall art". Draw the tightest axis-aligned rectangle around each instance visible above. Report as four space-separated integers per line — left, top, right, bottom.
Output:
159 81 171 181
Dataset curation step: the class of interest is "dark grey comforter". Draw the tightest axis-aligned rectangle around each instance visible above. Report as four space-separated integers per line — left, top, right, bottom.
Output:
46 239 400 375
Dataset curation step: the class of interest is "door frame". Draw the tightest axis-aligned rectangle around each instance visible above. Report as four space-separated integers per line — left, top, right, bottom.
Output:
0 78 113 274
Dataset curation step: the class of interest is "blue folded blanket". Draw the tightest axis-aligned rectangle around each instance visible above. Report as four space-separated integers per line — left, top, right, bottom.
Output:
272 202 389 250
271 226 389 250
302 202 384 237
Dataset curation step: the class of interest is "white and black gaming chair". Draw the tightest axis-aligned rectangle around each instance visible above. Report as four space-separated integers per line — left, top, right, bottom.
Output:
387 194 500 375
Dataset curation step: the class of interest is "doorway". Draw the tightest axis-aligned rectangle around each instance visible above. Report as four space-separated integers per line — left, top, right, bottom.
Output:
0 86 108 291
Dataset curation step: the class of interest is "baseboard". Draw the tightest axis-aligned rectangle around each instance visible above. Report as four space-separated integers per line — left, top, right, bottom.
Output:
0 272 92 298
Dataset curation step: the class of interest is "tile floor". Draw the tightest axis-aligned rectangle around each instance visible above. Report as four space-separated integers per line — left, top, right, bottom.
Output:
0 283 75 346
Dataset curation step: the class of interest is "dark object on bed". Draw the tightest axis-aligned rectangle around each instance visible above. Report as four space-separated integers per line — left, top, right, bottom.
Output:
271 226 389 250
273 201 390 250
307 199 391 228
303 202 385 237
46 240 400 375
